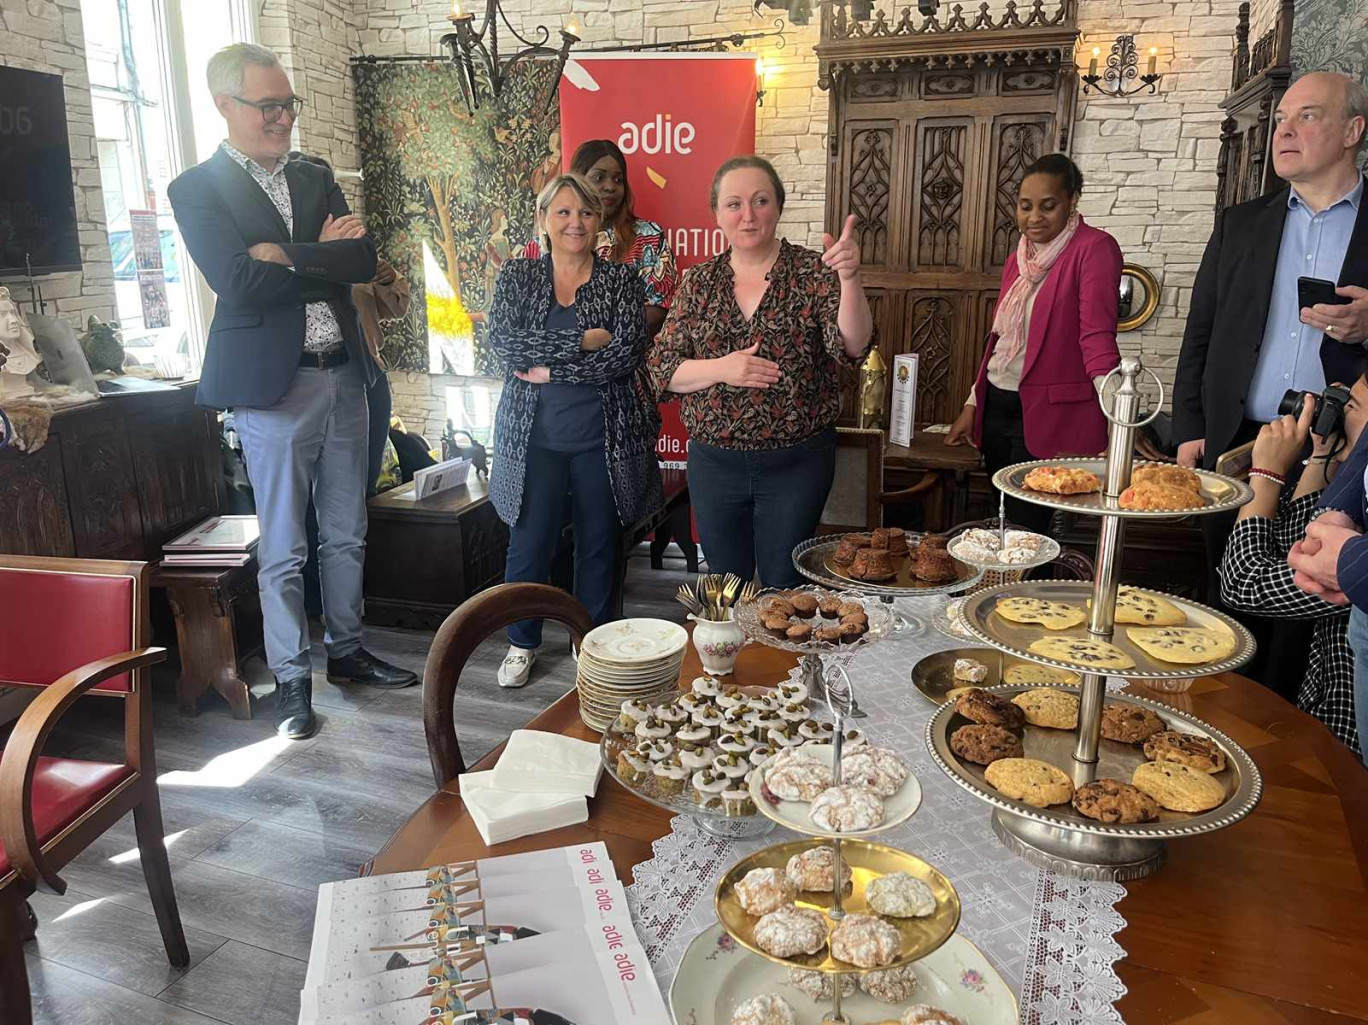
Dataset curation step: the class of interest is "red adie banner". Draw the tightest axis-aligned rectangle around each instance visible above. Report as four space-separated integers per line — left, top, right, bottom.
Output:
559 54 758 470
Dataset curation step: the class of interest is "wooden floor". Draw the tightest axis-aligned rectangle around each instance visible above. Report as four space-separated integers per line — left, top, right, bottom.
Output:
23 550 694 1025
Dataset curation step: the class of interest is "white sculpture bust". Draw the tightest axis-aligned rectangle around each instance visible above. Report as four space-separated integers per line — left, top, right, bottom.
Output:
0 288 41 400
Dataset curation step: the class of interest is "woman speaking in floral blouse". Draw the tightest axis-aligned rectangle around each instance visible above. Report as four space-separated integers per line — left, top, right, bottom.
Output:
648 156 873 587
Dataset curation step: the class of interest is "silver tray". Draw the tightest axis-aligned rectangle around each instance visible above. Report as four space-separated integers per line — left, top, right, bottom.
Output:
599 685 777 834
792 534 985 597
734 586 892 655
960 581 1257 681
993 459 1254 518
925 683 1263 843
911 646 1081 705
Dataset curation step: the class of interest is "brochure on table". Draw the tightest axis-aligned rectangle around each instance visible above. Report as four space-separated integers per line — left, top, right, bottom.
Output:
300 843 668 1025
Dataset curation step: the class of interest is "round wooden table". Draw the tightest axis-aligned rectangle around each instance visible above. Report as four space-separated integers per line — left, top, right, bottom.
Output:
369 640 1368 1023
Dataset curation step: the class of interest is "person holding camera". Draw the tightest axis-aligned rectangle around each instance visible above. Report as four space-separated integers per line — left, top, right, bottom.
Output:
1221 387 1365 755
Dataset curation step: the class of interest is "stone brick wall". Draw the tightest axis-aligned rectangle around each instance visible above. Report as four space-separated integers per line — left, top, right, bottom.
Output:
1074 0 1242 388
0 0 117 329
259 0 365 209
337 0 1244 424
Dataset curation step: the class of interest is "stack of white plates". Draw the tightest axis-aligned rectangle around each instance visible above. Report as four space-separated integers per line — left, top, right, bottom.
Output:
576 618 689 731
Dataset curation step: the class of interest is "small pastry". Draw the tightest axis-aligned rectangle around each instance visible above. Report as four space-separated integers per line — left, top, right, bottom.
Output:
636 739 673 763
752 907 827 958
634 716 672 741
763 616 792 638
677 692 711 713
676 743 715 771
839 727 867 748
861 964 919 1003
654 701 688 726
733 866 796 916
798 719 835 743
809 785 885 832
884 529 910 557
619 699 652 730
838 746 908 797
615 747 649 783
691 675 723 698
866 872 936 917
786 622 814 643
850 548 897 582
790 594 819 619
716 731 757 755
751 693 781 712
712 752 750 780
674 722 713 746
747 709 785 732
730 994 797 1025
901 1005 964 1025
836 601 865 619
722 785 754 815
839 622 866 644
818 596 843 618
691 768 729 804
652 758 688 795
777 681 809 704
764 756 833 801
778 701 811 724
721 709 757 736
716 687 748 710
952 657 989 684
830 912 901 968
815 625 844 644
691 706 725 731
767 724 805 748
788 968 856 1001
749 743 777 768
784 844 851 893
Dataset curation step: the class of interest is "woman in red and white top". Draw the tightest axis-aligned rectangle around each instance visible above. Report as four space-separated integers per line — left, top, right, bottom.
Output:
521 139 678 336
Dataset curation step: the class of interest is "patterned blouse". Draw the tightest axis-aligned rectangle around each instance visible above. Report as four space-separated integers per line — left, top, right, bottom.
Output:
521 219 678 308
488 256 663 528
1219 491 1359 755
647 239 867 450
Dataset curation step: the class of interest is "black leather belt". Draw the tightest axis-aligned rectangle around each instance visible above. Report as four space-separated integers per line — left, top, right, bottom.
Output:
299 348 349 369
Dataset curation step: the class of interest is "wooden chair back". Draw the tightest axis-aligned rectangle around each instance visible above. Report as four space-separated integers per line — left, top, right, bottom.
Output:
423 583 594 788
819 428 884 534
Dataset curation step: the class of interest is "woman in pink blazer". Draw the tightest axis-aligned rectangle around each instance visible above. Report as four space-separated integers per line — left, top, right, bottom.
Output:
946 153 1123 533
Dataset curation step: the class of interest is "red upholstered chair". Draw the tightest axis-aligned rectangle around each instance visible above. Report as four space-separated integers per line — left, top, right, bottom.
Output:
0 555 189 1025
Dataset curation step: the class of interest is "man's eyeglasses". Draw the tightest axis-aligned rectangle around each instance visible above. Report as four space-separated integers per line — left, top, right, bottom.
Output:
233 96 305 123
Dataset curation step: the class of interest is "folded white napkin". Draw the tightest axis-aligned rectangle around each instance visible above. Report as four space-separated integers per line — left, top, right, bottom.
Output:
490 729 604 797
459 771 588 846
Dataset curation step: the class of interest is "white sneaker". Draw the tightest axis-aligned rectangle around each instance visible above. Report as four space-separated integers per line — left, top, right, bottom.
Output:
498 646 538 688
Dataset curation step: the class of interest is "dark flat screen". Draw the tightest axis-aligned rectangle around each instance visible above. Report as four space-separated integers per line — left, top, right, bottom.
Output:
0 66 82 274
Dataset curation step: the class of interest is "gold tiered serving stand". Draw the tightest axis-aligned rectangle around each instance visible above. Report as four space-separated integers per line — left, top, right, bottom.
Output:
924 357 1264 880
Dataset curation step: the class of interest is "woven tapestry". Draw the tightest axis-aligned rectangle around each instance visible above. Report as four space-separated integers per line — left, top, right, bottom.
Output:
353 60 561 373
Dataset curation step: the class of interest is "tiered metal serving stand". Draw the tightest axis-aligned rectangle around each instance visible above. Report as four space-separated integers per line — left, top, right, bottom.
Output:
925 356 1264 880
715 666 961 1025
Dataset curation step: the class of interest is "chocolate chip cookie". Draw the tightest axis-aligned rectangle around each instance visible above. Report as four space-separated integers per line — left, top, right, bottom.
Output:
1072 778 1161 824
950 724 1023 765
1143 730 1226 773
954 687 1027 729
1100 702 1166 744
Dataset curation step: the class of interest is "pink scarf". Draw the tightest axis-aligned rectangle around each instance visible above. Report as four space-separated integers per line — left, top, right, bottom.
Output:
988 211 1081 375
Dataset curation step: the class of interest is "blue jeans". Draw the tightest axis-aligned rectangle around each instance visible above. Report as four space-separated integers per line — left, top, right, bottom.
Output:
688 427 837 588
235 363 368 682
504 444 619 649
1347 606 1368 756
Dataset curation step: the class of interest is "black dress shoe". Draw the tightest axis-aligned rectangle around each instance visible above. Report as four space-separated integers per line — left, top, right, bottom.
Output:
274 677 317 740
326 648 418 688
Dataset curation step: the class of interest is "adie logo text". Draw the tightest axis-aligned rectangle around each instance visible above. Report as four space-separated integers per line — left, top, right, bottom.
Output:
618 114 695 156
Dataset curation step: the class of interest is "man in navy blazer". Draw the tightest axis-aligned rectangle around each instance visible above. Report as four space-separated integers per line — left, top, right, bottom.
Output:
169 43 415 740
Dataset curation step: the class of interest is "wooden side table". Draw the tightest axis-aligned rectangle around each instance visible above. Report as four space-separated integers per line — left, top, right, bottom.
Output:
883 433 984 531
151 558 262 718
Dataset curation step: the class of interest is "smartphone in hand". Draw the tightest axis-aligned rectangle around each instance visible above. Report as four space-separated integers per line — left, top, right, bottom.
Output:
1298 276 1352 310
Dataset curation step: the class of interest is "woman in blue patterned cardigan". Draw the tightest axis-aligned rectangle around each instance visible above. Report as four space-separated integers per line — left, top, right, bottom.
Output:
488 173 663 688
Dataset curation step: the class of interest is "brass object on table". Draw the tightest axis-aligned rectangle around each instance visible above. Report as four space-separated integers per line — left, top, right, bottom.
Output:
714 837 961 973
857 346 886 429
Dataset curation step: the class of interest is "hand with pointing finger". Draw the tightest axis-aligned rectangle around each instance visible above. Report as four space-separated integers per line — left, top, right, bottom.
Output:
821 214 862 282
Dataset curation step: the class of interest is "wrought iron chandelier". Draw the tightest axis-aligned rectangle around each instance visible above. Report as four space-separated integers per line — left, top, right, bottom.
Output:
1080 34 1162 98
442 0 579 114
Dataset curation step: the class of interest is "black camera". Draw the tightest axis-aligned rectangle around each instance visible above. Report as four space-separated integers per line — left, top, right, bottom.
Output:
1279 384 1352 438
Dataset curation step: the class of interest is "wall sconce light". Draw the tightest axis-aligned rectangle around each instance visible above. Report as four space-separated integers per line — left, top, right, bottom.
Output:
755 56 767 107
1081 35 1162 97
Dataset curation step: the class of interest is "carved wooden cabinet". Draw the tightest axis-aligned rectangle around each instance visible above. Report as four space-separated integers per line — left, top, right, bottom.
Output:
1215 0 1295 213
0 385 222 561
819 0 1079 427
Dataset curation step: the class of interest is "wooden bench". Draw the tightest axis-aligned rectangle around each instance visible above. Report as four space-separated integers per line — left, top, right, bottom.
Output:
151 558 262 719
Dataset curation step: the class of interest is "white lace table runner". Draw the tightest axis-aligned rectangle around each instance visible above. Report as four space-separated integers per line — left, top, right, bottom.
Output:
626 596 1127 1024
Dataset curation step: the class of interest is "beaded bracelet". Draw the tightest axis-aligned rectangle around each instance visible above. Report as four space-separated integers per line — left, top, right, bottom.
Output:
1249 468 1287 485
